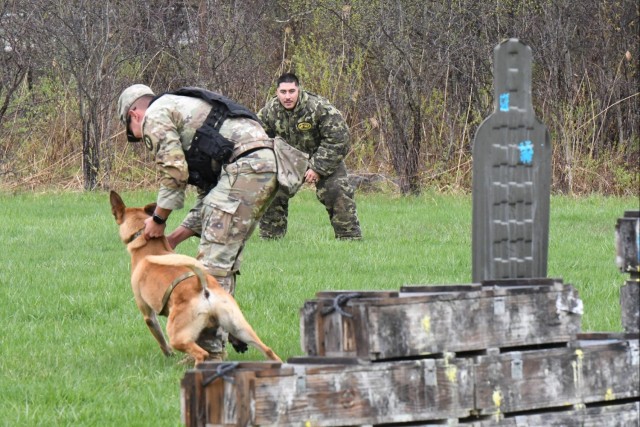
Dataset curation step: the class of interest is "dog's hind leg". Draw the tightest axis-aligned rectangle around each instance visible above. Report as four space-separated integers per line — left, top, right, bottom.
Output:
225 322 282 362
228 334 249 353
167 311 210 365
169 338 209 366
217 304 282 363
143 311 173 357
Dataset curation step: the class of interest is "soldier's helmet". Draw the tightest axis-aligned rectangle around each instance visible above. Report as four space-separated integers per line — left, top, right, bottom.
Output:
117 84 155 142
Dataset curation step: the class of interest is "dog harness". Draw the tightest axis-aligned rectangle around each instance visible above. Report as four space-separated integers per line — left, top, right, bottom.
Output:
159 271 196 315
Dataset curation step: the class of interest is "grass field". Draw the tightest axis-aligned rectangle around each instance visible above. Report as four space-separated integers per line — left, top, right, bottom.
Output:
0 189 636 426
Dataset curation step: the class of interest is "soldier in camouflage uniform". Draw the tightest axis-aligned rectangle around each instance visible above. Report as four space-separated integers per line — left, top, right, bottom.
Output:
257 73 362 240
117 84 278 361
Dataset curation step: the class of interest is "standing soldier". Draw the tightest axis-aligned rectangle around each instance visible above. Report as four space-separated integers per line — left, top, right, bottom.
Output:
117 84 278 361
257 73 362 240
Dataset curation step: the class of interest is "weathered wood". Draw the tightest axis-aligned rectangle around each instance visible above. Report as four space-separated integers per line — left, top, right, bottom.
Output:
181 337 639 426
466 401 640 426
615 210 639 275
181 358 474 426
300 280 582 360
474 335 639 415
180 370 203 427
181 362 283 427
621 281 640 333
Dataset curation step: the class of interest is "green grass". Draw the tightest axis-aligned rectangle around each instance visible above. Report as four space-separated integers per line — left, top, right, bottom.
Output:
0 189 636 426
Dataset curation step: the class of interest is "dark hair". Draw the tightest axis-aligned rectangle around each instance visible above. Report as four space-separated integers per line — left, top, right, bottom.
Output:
277 72 299 87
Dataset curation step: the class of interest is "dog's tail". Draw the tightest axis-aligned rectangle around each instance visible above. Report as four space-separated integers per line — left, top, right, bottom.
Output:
145 254 209 292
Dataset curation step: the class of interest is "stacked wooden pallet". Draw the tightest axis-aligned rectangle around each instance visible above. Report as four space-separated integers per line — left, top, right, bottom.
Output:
616 210 639 334
180 278 639 426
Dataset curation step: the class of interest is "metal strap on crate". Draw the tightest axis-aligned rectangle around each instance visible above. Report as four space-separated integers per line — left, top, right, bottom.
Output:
321 292 362 318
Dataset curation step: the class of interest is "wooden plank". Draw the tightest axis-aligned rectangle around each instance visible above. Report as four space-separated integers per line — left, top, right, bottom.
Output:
300 300 320 356
315 290 399 299
575 332 639 340
401 284 482 293
621 281 639 333
253 358 474 426
180 370 202 427
465 401 640 426
182 358 474 426
615 211 639 274
287 356 370 365
480 278 558 288
474 337 640 415
301 280 582 360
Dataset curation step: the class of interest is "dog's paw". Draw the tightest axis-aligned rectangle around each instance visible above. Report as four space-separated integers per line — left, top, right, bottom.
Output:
228 334 248 353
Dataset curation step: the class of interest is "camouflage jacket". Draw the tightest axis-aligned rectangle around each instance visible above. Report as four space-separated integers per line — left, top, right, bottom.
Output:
142 94 270 211
257 89 349 177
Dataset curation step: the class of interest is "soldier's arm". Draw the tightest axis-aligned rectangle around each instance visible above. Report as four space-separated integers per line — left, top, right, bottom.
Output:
257 104 276 138
309 102 349 177
144 113 189 212
179 188 207 237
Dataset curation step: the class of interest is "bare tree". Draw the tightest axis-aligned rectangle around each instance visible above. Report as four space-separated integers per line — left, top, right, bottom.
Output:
0 0 636 194
28 0 146 190
0 3 36 125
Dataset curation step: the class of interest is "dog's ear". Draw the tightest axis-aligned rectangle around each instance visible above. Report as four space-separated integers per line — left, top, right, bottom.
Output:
143 203 157 217
110 191 126 225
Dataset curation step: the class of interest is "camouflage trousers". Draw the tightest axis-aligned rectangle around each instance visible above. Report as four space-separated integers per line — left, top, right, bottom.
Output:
194 148 278 355
259 161 362 240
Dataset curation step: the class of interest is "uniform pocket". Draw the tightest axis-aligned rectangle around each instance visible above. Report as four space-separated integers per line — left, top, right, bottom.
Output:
236 151 277 174
248 158 277 174
201 194 241 244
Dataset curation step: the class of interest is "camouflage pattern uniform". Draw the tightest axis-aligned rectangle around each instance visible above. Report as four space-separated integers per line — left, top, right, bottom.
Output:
257 89 361 240
142 94 277 356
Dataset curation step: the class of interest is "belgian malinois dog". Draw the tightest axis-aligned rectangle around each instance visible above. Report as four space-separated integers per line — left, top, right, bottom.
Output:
109 191 281 365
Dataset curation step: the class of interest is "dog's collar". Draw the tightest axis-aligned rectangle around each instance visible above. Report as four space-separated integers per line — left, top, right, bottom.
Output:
125 227 145 244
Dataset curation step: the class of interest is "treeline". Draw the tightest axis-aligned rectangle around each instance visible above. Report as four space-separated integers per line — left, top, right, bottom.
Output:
0 0 637 195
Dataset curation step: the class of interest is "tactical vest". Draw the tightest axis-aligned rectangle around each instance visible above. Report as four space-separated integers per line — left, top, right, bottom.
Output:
150 87 262 192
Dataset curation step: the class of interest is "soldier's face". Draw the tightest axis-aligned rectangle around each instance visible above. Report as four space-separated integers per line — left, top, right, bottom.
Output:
277 82 299 110
127 107 144 140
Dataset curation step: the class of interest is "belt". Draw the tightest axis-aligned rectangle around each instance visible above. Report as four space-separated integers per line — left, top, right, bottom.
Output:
229 139 274 163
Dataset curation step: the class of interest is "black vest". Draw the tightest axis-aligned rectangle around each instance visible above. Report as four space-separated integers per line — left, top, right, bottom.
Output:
151 87 259 192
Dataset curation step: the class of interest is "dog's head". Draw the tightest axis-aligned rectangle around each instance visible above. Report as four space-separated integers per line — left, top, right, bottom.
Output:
109 191 156 246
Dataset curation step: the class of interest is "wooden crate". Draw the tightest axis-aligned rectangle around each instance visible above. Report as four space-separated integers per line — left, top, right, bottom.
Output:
621 281 639 333
300 279 582 360
181 357 474 426
474 333 639 416
465 401 640 426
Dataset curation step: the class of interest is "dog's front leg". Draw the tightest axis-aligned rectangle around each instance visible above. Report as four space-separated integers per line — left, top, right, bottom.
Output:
144 312 173 357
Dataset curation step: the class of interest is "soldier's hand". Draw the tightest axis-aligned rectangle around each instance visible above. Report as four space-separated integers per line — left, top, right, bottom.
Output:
305 169 320 184
144 216 166 240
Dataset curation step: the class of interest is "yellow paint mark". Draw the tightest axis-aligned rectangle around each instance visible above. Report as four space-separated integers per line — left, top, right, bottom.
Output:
445 364 457 383
422 315 431 334
605 388 615 401
492 389 503 421
492 389 503 407
442 354 457 383
305 421 312 427
572 349 584 387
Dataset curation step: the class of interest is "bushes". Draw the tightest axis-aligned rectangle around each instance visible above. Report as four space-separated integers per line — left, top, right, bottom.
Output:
0 0 637 196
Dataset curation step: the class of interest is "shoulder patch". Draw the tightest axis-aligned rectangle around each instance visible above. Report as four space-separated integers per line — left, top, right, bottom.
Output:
144 136 153 151
297 122 313 131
